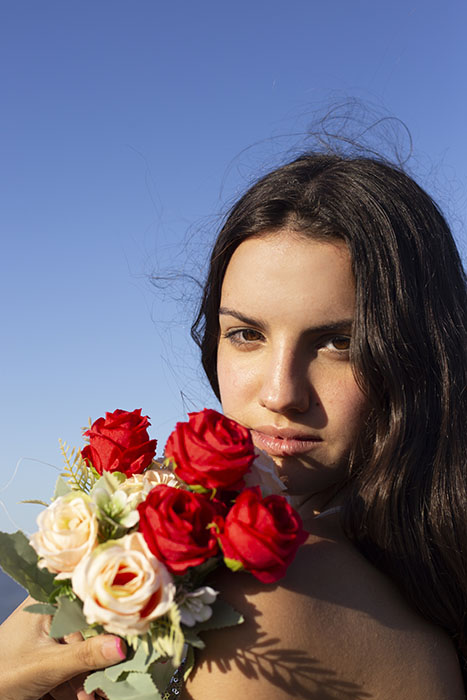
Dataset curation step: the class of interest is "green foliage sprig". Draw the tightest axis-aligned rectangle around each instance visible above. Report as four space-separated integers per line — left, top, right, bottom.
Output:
59 438 98 493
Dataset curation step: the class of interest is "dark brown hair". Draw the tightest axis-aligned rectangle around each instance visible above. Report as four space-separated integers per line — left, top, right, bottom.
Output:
191 153 467 677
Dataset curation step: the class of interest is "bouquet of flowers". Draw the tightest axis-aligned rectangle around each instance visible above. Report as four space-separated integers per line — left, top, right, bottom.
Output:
0 408 307 699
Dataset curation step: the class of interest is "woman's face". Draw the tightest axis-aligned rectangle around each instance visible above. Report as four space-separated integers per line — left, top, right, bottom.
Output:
217 232 368 499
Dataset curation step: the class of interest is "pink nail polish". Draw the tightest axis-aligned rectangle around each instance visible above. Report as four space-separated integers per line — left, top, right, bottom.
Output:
77 688 94 700
102 636 126 661
114 637 126 660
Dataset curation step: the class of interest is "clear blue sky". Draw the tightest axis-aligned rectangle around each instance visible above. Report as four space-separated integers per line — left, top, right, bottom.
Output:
1 0 466 533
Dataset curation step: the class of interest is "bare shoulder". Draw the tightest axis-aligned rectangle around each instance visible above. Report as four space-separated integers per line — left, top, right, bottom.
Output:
184 516 464 700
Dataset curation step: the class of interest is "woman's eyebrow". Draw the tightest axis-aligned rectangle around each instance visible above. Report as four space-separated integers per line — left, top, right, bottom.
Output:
307 320 354 334
219 307 353 334
218 307 265 329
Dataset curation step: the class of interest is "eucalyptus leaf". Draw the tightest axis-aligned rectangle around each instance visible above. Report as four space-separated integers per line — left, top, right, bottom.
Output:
105 639 162 681
182 629 205 649
49 595 87 638
49 578 74 604
24 603 57 615
193 599 244 633
85 670 162 700
0 530 55 601
54 475 72 499
92 471 126 497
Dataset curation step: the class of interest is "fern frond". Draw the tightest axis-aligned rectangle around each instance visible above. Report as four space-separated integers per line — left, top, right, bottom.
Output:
81 417 92 444
59 439 97 494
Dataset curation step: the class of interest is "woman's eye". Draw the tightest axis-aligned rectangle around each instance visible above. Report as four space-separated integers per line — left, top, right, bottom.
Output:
224 328 263 346
323 336 351 352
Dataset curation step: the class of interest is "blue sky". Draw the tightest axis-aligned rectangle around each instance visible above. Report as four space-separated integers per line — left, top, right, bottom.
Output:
1 0 466 533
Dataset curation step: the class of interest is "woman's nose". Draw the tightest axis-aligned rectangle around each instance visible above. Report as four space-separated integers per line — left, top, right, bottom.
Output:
258 349 311 414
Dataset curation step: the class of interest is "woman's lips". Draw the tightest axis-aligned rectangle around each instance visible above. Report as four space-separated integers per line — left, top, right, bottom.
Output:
251 428 323 457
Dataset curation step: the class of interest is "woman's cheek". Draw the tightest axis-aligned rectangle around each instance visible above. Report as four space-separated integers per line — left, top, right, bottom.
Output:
217 347 256 419
324 373 369 436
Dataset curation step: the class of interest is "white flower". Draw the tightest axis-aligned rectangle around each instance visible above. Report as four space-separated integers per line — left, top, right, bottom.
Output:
90 469 182 532
91 472 140 529
178 586 218 627
243 449 287 496
72 532 175 636
30 493 98 579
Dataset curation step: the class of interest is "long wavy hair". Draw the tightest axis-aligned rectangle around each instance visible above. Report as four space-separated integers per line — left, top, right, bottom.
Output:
191 153 467 679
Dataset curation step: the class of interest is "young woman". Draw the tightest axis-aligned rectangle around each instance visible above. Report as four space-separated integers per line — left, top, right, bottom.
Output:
184 153 467 699
1 152 466 699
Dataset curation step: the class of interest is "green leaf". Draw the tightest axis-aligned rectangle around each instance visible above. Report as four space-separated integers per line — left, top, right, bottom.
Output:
0 530 55 601
24 603 57 615
183 644 196 682
49 595 87 638
186 556 220 586
54 475 72 499
182 628 205 649
81 624 105 639
59 440 97 493
48 578 74 604
105 638 162 681
193 599 244 633
149 658 179 696
85 670 162 700
185 482 210 494
101 471 127 489
224 556 245 573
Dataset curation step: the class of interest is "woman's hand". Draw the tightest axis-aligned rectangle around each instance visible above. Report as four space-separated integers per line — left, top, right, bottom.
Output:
0 597 125 700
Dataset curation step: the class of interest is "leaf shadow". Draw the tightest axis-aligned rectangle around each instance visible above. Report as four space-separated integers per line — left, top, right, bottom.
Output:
224 631 371 698
182 589 372 699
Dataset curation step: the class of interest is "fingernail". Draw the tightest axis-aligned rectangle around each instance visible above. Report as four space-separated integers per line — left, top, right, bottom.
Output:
77 688 94 700
102 636 126 661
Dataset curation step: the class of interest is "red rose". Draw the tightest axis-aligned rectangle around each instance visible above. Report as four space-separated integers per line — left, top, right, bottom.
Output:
138 484 221 575
164 409 255 492
218 487 308 583
81 408 157 477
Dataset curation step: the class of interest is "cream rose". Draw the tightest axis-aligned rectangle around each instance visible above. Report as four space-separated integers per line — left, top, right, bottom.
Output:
142 468 181 493
29 493 98 579
116 472 146 503
243 449 288 496
72 532 175 636
116 468 181 506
